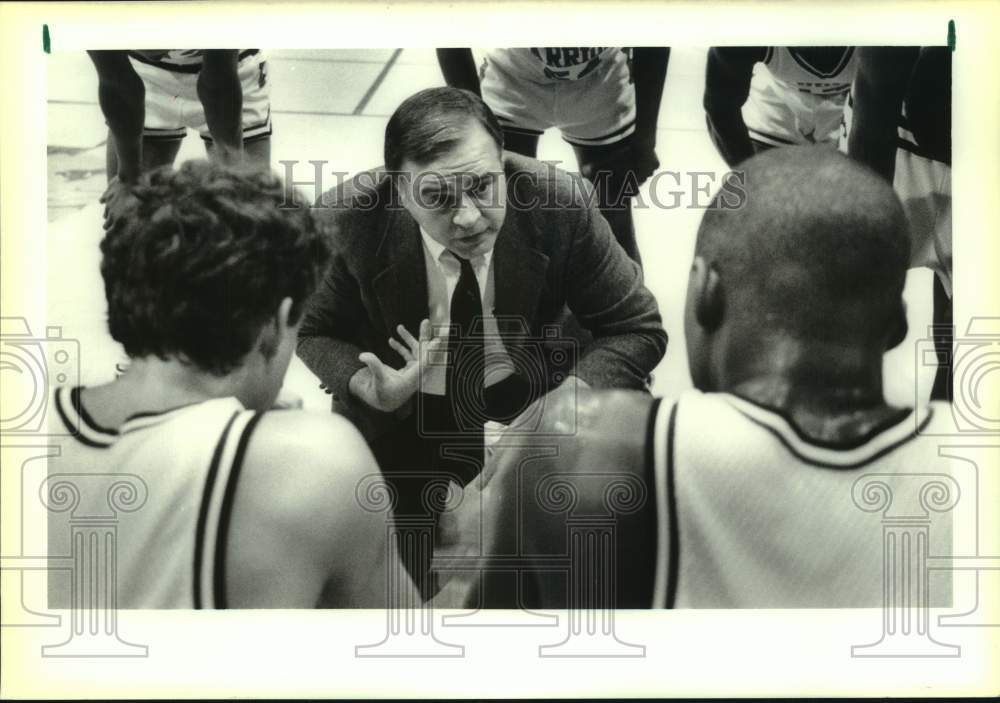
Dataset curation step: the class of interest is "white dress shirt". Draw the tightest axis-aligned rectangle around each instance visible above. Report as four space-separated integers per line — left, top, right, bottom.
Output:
419 229 515 396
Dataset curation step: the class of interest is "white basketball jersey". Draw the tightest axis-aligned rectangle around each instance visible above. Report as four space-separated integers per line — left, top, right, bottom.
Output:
483 47 630 84
744 47 858 147
648 391 958 608
47 387 260 609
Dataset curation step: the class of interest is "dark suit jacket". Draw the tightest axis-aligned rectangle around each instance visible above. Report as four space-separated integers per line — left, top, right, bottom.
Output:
297 152 667 440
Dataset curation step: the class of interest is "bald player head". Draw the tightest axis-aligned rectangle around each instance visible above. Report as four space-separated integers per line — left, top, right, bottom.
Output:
684 146 911 401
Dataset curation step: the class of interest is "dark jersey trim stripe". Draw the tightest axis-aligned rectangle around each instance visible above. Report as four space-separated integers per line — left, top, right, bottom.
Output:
55 388 112 449
128 49 259 74
212 411 264 609
745 127 800 146
495 119 544 136
787 47 854 79
644 397 663 608
564 118 636 146
730 393 914 450
70 386 118 436
897 137 950 165
192 411 240 609
664 402 680 609
739 406 934 470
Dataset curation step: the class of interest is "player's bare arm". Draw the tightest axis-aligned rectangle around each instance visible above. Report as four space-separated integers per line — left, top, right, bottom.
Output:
436 48 482 96
631 47 670 181
198 50 245 165
847 46 920 182
88 50 145 229
703 47 765 167
475 389 657 609
224 410 420 608
89 50 145 183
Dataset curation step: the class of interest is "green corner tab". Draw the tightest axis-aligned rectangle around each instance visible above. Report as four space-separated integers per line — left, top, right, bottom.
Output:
948 19 956 52
42 23 50 54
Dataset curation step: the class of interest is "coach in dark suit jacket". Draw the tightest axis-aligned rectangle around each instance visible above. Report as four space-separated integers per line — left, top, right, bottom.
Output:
297 87 665 591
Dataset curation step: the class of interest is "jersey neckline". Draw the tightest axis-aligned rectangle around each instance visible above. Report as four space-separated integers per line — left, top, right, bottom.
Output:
55 386 118 448
120 396 244 436
721 392 932 470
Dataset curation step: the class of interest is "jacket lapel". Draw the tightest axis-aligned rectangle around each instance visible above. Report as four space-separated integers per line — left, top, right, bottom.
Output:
492 210 550 346
372 205 429 346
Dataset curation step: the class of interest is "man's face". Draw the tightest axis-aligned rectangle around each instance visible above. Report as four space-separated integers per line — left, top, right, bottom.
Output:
399 121 506 260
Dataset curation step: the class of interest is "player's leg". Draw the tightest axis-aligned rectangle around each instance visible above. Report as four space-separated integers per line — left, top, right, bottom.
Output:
199 56 273 170
203 133 271 169
243 135 271 168
893 149 953 401
559 50 644 264
500 128 540 158
572 139 641 264
142 136 184 171
104 131 183 181
930 273 953 401
479 53 549 160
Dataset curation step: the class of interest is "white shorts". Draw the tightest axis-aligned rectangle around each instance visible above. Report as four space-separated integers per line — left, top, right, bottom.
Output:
743 67 848 147
894 149 952 294
479 48 636 147
130 52 272 143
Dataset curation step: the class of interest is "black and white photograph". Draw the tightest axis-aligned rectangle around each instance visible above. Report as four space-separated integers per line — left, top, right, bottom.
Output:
1 1 998 699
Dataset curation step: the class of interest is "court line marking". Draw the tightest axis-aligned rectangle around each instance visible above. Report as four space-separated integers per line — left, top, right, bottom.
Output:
352 48 403 116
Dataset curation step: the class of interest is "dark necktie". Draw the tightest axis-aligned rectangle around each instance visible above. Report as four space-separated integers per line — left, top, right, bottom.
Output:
444 254 485 480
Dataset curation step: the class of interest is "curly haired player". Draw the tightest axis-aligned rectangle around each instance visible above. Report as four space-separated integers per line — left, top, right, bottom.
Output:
48 161 417 608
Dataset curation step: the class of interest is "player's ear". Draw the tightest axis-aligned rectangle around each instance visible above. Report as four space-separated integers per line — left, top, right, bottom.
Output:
258 298 295 361
886 297 908 351
276 297 294 333
691 258 724 332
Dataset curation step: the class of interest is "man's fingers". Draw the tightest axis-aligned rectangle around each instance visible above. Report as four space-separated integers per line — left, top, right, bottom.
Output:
358 352 387 381
397 323 420 352
388 337 412 361
418 318 431 341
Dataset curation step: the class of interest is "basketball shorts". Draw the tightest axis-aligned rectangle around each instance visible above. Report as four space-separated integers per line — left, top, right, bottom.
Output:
743 67 847 147
894 149 952 295
130 54 272 143
480 51 636 147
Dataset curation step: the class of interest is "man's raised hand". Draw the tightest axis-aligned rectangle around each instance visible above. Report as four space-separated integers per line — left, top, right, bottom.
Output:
351 319 444 412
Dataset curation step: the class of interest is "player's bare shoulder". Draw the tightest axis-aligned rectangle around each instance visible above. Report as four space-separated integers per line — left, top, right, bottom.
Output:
539 387 656 465
246 409 376 497
223 410 392 607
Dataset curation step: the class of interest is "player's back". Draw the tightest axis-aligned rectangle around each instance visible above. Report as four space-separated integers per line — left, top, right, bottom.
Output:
649 390 961 608
48 392 255 609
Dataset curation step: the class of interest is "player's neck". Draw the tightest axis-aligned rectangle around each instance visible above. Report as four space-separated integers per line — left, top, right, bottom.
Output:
721 336 905 443
81 357 248 429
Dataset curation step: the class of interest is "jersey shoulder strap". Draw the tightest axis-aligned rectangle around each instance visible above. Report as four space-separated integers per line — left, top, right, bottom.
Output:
192 408 264 609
